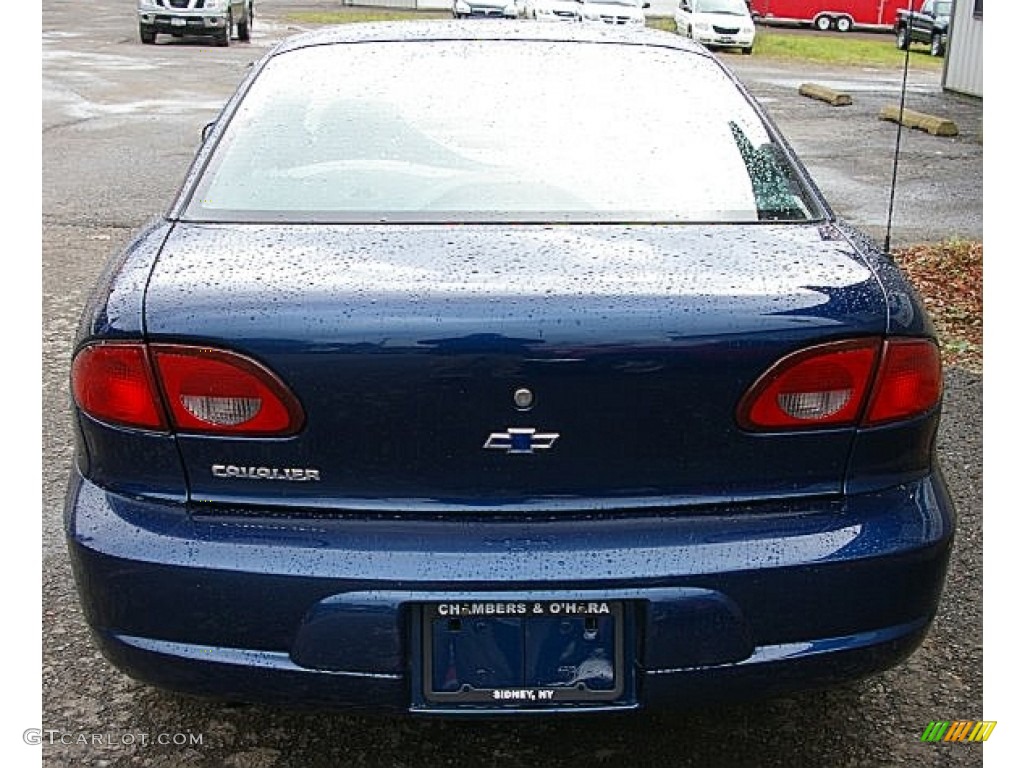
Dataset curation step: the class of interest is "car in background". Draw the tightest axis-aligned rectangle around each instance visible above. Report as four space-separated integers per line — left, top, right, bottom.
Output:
67 22 954 715
894 0 951 57
524 0 582 21
675 0 756 53
453 0 521 18
137 0 254 46
578 0 648 26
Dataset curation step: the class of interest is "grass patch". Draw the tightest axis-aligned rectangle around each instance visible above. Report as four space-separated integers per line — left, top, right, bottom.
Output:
753 29 942 68
646 17 677 34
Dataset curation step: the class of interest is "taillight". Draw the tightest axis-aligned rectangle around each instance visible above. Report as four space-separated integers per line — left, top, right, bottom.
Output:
738 337 941 431
151 345 303 436
864 338 943 426
738 339 880 430
71 343 167 431
71 342 303 436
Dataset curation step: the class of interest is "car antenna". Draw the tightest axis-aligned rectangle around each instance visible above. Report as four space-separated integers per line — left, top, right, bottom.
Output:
883 1 915 254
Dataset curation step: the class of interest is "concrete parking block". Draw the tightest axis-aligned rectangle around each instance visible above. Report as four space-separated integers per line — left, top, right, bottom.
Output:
879 105 959 136
798 83 853 106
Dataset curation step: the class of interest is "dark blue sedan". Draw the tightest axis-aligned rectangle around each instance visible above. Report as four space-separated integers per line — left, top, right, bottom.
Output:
66 22 954 715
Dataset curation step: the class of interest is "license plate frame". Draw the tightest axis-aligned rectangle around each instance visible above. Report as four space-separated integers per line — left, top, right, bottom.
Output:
421 600 626 706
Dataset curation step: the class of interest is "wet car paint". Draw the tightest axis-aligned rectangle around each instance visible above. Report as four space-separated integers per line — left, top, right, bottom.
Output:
65 22 955 714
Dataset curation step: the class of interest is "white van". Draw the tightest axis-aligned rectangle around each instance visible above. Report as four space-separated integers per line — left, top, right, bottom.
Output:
675 0 756 54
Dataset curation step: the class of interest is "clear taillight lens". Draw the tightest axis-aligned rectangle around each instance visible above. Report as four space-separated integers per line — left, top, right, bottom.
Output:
777 389 853 421
180 394 262 426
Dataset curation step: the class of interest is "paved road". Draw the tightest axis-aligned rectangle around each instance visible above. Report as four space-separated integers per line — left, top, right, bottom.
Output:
42 2 983 766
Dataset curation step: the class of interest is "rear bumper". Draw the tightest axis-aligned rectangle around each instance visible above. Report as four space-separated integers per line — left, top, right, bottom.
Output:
96 618 930 715
66 469 954 713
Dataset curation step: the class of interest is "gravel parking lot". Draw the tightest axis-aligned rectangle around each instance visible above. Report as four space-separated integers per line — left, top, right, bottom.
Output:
41 2 984 766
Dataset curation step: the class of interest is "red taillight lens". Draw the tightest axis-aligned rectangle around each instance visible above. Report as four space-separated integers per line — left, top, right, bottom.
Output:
151 345 303 436
71 343 167 430
738 339 881 430
71 342 303 436
864 339 942 426
738 337 942 431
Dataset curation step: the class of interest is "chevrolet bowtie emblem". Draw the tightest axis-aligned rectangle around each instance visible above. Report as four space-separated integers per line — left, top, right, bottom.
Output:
483 428 560 454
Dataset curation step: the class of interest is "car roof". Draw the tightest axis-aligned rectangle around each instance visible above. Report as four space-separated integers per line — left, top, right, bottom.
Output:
270 20 712 58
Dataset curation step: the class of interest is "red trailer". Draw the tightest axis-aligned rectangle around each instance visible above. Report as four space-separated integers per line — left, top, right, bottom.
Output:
749 0 903 31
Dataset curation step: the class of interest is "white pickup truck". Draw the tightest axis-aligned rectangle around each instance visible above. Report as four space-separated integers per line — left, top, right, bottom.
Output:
137 0 254 47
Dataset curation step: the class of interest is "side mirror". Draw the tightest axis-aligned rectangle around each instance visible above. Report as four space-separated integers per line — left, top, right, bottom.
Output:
643 1 650 7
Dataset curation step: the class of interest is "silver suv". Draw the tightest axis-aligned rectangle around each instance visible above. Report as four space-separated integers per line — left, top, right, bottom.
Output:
138 0 254 46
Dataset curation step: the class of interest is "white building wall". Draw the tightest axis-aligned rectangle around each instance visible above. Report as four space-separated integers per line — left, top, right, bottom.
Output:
943 0 982 97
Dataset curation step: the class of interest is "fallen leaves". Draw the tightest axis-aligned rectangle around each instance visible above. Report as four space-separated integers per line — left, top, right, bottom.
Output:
894 240 982 372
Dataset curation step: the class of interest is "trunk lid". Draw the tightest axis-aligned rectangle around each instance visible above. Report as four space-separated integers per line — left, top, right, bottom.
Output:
145 223 887 512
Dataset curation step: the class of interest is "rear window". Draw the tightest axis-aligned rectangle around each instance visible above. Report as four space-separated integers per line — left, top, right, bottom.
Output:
183 40 821 224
